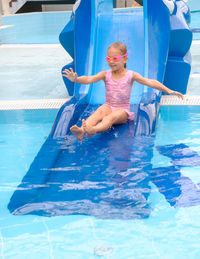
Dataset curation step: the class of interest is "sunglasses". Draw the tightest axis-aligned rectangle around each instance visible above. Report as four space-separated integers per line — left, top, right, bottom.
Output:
105 53 128 63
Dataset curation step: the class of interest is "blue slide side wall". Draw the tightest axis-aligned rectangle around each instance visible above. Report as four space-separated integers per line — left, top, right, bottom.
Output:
163 1 192 94
135 0 170 136
59 0 92 97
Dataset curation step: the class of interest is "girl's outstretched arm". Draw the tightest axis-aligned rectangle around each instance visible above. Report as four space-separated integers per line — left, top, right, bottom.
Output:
62 68 106 84
132 72 184 99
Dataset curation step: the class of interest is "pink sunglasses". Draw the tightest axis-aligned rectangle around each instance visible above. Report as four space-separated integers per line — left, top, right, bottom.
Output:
105 53 128 63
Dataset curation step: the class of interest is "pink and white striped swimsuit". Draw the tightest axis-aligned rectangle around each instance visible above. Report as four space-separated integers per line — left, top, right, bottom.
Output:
105 70 134 121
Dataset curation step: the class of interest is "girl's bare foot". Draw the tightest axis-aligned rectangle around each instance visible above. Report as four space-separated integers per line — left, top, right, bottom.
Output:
82 119 96 137
70 125 85 141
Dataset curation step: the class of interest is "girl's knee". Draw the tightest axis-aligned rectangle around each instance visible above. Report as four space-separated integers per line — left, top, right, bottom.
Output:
111 110 128 124
103 114 118 125
96 105 110 116
102 115 114 125
97 109 105 116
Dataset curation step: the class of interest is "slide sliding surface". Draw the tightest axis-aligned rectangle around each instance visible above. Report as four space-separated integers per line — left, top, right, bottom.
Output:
89 8 145 105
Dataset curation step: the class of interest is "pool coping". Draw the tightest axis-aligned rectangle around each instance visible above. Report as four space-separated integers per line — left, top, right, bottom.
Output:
0 98 70 110
161 95 200 106
0 95 199 110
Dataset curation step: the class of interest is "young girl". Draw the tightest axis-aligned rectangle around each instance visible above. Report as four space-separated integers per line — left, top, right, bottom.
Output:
63 41 183 141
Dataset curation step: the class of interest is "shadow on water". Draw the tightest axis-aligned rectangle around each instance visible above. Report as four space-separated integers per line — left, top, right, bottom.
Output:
151 143 200 208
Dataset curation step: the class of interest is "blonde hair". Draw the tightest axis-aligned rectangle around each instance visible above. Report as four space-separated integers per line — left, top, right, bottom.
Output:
108 41 127 54
108 41 128 68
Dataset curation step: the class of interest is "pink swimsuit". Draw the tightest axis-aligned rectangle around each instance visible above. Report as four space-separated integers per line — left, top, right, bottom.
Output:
105 70 134 121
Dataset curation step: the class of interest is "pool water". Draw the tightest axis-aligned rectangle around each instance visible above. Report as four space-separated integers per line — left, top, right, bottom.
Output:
0 12 71 44
190 11 200 40
0 107 200 258
187 42 200 95
0 45 71 100
0 8 200 259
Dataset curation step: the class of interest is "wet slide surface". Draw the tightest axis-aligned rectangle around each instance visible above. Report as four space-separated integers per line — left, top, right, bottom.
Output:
9 109 154 219
89 8 145 105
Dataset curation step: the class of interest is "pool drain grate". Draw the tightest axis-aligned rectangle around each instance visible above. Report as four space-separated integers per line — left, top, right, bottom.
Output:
161 95 200 106
1 96 199 110
0 98 70 110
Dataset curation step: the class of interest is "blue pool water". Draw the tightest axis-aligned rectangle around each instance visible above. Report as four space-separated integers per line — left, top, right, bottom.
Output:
190 11 200 40
0 10 199 44
0 7 200 259
0 12 71 44
0 106 200 258
0 45 70 100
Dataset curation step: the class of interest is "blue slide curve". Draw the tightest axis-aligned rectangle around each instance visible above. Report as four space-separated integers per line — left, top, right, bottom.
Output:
8 0 195 219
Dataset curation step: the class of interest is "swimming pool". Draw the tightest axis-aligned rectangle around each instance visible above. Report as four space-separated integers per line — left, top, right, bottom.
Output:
0 107 200 258
0 8 200 259
1 43 200 256
190 11 200 40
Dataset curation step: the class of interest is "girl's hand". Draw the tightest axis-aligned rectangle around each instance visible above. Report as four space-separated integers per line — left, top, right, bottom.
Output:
169 90 184 100
62 68 78 82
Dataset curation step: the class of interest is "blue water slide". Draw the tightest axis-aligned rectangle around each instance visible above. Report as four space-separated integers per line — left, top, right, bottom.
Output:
8 0 193 218
53 0 171 137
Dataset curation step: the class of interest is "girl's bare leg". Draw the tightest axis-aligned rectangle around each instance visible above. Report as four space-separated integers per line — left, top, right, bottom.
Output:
70 104 111 140
83 109 128 137
85 104 112 125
